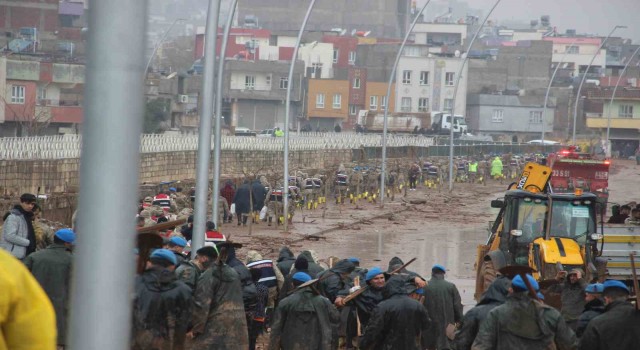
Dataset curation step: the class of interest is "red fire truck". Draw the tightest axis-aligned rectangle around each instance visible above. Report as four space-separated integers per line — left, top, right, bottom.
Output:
546 147 610 203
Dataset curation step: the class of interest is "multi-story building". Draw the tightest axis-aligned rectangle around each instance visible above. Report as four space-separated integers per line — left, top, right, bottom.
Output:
237 0 412 39
223 59 304 130
466 94 554 139
396 51 468 117
543 37 606 78
306 79 350 130
585 88 640 154
467 40 553 95
0 56 84 136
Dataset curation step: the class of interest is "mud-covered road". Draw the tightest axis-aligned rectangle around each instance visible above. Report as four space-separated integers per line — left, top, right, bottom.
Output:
223 159 639 313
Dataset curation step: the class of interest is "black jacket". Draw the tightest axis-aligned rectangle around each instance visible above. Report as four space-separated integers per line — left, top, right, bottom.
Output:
454 277 510 350
276 247 296 276
251 180 268 211
576 298 604 337
290 250 325 278
353 284 384 329
579 301 640 350
233 182 252 214
359 276 431 350
317 259 355 303
131 267 192 350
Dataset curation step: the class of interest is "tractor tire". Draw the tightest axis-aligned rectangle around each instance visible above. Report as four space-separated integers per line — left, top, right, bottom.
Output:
476 259 497 300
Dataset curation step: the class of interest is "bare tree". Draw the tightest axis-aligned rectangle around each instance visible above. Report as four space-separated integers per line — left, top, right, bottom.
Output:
1 96 52 136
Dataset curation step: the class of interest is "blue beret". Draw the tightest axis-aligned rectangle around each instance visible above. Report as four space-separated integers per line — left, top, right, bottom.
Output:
169 187 177 192
348 257 360 264
150 249 177 265
292 272 311 283
537 292 545 300
54 228 76 244
512 274 539 292
603 280 630 294
432 264 446 273
366 267 384 281
585 283 604 294
169 236 187 247
415 288 424 295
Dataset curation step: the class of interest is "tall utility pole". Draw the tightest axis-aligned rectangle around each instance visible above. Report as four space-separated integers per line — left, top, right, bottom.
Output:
69 0 147 349
144 18 185 76
192 0 221 257
283 0 317 232
448 0 502 191
571 25 626 144
212 0 238 229
379 0 433 207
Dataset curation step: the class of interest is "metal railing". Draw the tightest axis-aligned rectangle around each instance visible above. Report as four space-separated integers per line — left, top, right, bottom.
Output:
0 133 436 160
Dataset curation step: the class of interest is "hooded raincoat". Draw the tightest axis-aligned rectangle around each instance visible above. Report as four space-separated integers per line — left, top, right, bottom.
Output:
453 277 510 350
359 276 431 350
132 267 193 350
423 273 463 349
276 247 296 276
269 287 339 350
190 264 249 349
317 259 355 303
471 292 577 350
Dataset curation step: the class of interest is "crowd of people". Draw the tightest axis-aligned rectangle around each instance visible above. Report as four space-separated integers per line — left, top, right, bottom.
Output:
2 178 640 350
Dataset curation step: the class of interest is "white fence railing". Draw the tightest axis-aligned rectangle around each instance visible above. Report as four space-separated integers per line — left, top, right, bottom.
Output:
0 133 435 160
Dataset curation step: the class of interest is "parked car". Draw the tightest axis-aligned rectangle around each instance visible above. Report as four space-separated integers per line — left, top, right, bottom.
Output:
257 128 274 137
234 127 256 136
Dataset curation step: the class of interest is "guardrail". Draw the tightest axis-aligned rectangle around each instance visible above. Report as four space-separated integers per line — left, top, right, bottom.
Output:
0 133 435 160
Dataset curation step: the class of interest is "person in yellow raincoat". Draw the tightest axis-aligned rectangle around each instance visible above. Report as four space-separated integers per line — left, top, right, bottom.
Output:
490 156 503 179
0 249 57 350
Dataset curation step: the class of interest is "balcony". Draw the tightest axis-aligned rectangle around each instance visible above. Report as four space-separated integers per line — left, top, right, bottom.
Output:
36 99 82 107
586 115 640 129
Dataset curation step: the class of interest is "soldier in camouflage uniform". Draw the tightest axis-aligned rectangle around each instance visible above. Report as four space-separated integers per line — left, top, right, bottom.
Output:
175 246 218 293
188 245 249 349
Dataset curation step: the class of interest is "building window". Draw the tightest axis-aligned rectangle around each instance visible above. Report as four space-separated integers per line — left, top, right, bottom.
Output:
348 51 356 65
369 96 378 110
529 111 543 124
418 98 429 112
381 96 387 109
311 63 323 76
401 97 412 112
245 75 255 89
316 93 325 108
279 77 288 90
445 72 455 86
36 85 47 105
265 75 271 87
444 98 454 111
11 85 25 104
420 71 430 85
333 49 339 64
402 70 412 84
333 94 342 109
492 109 504 123
349 104 357 115
619 104 633 118
565 45 579 54
353 77 361 89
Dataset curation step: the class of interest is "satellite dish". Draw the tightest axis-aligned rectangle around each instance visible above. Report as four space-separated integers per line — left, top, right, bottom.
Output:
165 72 177 79
454 50 461 57
340 29 347 36
350 29 357 36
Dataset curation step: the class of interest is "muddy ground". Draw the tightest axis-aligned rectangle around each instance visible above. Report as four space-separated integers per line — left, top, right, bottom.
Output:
221 159 639 316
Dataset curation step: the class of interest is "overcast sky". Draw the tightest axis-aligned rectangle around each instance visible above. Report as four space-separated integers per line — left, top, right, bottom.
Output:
420 0 640 42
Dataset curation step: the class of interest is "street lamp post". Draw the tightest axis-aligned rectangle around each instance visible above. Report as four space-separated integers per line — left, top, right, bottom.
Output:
283 0 317 232
191 0 221 257
144 18 185 76
70 0 147 349
606 46 640 151
542 41 576 144
379 0 433 207
571 25 626 144
448 0 502 191
212 0 238 229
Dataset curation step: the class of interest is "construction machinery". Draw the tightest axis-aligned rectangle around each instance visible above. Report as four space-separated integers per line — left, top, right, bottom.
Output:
546 146 611 207
474 162 604 300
